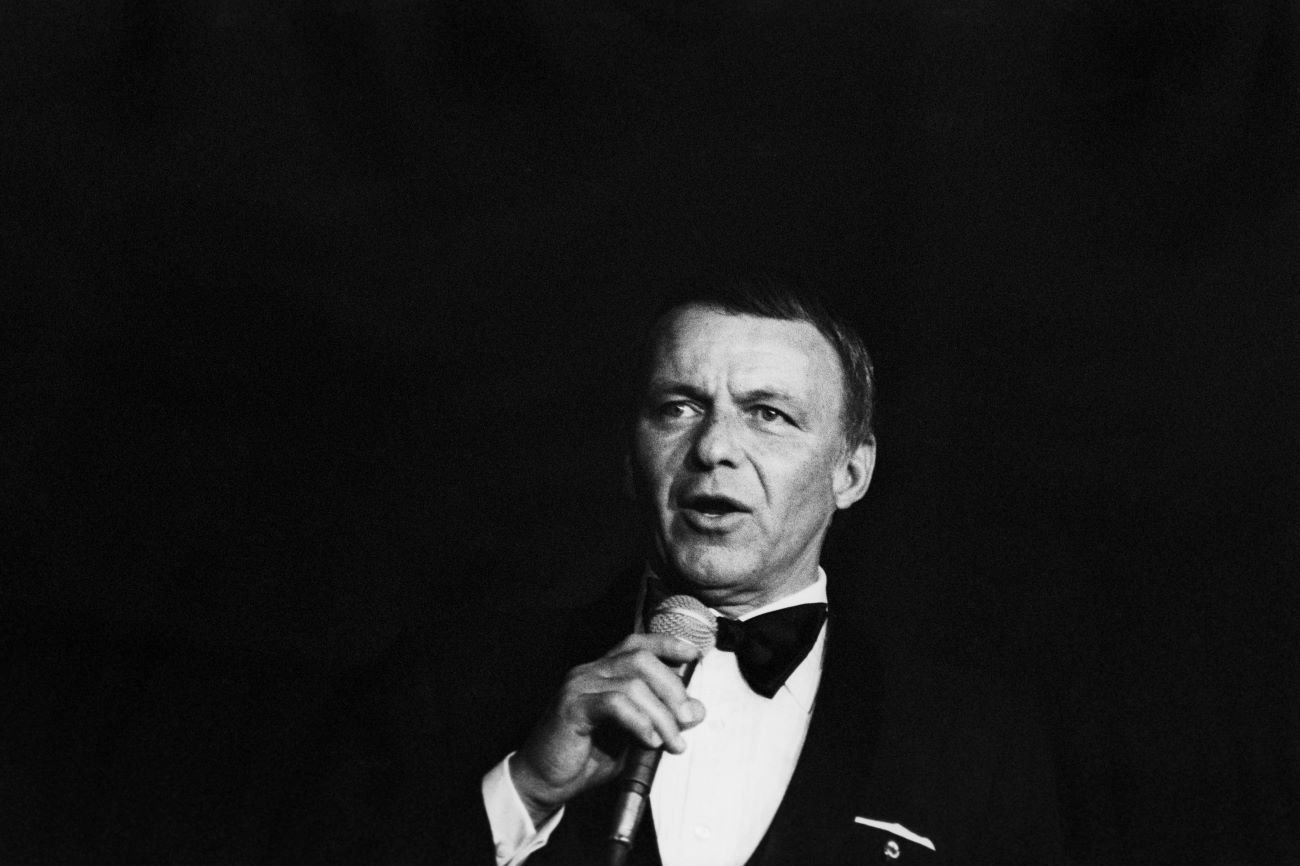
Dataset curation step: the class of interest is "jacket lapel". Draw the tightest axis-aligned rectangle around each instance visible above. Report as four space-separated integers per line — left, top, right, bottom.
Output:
747 607 886 865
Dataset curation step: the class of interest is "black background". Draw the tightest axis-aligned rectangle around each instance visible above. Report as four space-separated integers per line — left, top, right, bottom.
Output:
1 1 1296 863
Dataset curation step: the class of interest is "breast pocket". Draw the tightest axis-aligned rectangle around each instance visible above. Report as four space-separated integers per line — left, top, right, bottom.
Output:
852 817 938 863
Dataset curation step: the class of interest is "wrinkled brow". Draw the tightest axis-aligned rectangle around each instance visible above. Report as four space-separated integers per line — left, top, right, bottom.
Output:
643 381 801 406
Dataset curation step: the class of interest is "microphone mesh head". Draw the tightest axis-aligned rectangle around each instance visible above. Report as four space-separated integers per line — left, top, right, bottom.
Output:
648 594 717 653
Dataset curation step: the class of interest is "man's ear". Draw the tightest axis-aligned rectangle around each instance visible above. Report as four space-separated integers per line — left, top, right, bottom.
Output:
833 437 875 510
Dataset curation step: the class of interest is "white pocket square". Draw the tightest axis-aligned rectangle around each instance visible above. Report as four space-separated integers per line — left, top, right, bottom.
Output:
853 817 936 852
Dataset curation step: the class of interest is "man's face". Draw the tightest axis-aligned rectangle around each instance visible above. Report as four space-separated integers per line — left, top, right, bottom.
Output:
630 304 874 615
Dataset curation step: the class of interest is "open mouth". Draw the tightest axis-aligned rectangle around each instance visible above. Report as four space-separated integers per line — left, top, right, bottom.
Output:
679 493 750 518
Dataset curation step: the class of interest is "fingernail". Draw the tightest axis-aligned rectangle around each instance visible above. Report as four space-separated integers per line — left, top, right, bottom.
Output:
678 701 703 725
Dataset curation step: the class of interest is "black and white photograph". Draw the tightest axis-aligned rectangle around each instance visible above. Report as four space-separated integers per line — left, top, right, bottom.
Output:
2 2 1295 864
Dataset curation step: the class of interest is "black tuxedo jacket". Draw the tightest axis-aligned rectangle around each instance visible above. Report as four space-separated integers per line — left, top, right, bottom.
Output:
438 578 1064 866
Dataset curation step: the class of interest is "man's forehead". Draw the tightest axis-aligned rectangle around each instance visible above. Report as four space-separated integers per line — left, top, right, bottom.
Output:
647 306 844 395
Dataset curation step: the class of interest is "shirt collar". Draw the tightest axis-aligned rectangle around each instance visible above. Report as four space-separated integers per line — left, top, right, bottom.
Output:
732 568 828 621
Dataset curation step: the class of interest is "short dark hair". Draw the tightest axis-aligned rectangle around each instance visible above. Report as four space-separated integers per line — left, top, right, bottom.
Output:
634 272 877 448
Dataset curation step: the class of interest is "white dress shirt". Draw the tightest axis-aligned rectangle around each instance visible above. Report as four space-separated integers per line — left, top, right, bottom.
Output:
482 570 829 866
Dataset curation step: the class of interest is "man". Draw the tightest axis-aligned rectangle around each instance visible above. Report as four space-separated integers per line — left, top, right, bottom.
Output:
452 274 1063 865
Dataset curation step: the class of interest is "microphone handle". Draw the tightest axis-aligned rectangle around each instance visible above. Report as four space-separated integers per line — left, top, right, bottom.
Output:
607 659 699 866
607 747 661 859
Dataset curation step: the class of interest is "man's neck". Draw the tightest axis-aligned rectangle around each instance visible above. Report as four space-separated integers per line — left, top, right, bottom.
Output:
647 566 826 619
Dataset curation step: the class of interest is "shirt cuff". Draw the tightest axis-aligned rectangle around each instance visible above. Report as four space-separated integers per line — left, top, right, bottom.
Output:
482 752 566 866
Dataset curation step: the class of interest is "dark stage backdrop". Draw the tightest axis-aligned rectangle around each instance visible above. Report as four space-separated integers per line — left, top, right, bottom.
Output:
1 2 1295 864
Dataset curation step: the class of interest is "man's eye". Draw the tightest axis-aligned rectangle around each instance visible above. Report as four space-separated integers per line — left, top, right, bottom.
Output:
657 401 699 419
752 406 790 424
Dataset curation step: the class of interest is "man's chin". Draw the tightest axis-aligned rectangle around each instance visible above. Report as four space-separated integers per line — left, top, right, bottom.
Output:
658 550 758 598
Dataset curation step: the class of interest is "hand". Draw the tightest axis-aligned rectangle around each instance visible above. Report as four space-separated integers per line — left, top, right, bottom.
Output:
509 633 708 826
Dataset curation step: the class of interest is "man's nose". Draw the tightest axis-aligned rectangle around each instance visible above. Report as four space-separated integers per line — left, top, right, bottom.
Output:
690 411 742 468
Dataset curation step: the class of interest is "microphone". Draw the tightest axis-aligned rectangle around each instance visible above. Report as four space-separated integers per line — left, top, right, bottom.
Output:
608 594 717 866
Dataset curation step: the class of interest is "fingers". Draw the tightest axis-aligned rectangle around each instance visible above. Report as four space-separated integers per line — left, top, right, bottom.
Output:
620 632 705 667
513 633 710 814
579 686 680 753
613 644 694 716
561 634 708 753
610 635 711 727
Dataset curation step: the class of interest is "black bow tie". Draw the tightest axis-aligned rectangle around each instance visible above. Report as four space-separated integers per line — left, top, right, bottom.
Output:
714 603 828 698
